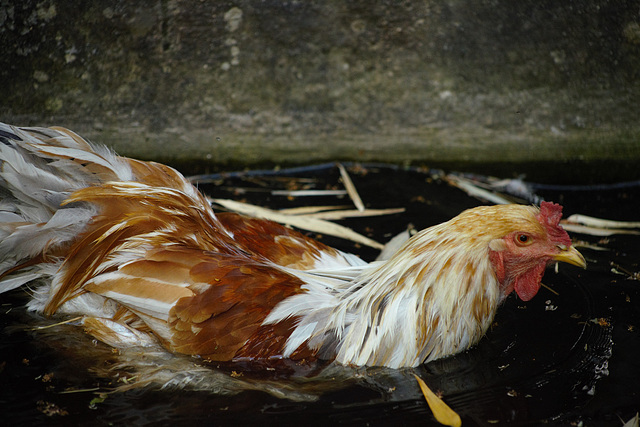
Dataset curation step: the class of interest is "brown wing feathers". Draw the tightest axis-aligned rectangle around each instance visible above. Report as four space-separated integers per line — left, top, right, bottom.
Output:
169 256 306 360
216 212 341 270
42 161 317 360
2 128 327 361
0 128 339 360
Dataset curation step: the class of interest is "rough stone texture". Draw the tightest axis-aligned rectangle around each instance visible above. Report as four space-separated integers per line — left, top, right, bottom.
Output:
1 1 639 182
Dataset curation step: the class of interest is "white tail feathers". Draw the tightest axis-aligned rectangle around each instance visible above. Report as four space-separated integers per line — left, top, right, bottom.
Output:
0 123 133 294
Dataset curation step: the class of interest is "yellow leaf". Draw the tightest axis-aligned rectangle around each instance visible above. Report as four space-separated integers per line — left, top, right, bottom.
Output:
414 374 462 427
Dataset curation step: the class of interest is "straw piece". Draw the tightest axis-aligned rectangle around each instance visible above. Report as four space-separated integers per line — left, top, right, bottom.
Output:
211 198 384 249
338 163 365 212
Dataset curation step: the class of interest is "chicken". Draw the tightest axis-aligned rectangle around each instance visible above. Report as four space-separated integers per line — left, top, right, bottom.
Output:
0 123 586 369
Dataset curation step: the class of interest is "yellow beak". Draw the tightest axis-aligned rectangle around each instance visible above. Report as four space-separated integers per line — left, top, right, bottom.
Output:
553 246 587 269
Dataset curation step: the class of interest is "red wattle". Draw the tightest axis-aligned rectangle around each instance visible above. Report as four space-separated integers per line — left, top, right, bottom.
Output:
514 263 546 301
514 278 541 301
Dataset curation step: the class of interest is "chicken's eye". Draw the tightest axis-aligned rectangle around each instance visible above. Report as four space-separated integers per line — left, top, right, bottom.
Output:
517 234 530 244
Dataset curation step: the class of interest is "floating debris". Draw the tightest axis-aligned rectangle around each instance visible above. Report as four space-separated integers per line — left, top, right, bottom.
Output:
562 215 640 236
565 214 640 229
338 163 365 211
445 175 514 205
623 412 639 427
36 400 69 417
414 374 461 427
271 189 348 197
211 198 385 249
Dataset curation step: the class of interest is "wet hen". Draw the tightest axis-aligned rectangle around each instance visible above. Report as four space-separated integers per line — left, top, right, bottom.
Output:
0 123 585 369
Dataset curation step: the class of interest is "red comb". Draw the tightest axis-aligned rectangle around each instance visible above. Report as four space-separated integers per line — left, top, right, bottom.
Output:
537 201 572 246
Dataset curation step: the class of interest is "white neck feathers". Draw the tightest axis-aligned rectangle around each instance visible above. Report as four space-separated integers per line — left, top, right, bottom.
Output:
269 222 503 368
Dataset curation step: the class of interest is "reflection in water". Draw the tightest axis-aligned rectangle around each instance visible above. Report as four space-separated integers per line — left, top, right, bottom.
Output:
0 247 614 424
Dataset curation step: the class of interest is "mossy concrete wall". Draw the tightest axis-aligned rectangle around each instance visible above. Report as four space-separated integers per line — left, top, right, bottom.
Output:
1 1 639 181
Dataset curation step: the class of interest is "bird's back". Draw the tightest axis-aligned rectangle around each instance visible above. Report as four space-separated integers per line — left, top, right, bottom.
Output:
0 123 360 362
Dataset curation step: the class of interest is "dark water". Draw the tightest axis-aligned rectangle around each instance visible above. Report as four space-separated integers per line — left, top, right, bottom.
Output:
1 164 638 426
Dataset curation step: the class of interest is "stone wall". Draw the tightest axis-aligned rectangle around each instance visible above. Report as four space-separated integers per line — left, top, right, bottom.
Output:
1 1 639 181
